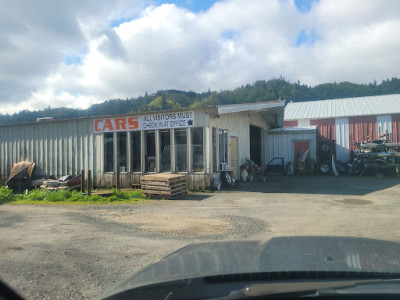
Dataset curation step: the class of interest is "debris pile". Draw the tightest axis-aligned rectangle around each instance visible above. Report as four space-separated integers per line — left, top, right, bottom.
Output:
40 174 82 191
5 161 36 192
349 141 400 176
5 161 82 192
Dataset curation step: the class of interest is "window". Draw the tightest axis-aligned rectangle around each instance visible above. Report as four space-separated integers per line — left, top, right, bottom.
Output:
160 130 171 172
219 129 228 169
212 127 217 172
192 127 204 172
104 132 114 172
131 131 141 172
145 131 156 172
117 132 127 172
175 129 187 172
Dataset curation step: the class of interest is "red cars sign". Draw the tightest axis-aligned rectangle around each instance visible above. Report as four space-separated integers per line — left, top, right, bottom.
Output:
94 117 139 132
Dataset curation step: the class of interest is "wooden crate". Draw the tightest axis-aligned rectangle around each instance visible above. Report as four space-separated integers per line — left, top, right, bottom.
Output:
141 174 187 198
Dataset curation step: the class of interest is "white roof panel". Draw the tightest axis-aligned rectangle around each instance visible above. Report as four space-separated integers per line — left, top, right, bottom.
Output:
269 126 317 134
284 94 400 120
218 100 285 114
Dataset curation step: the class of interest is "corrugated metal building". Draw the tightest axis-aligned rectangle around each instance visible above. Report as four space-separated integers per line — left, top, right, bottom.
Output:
265 127 317 166
284 94 400 162
0 101 284 189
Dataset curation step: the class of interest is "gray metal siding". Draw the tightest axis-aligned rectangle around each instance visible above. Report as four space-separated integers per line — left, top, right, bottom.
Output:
376 115 392 136
335 118 350 162
0 119 97 183
210 111 269 167
265 131 317 165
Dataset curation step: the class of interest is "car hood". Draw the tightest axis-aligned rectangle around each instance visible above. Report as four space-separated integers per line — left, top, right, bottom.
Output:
104 236 400 297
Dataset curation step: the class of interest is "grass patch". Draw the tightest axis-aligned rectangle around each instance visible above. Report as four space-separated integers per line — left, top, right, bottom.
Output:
0 186 149 205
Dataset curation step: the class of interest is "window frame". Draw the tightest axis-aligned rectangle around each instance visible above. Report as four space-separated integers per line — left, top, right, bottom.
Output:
117 131 128 173
174 128 189 173
130 130 142 173
191 127 205 173
144 130 156 173
103 132 115 173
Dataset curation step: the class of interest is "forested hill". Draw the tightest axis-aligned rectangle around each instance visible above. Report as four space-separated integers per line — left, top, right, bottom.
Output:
1 77 400 125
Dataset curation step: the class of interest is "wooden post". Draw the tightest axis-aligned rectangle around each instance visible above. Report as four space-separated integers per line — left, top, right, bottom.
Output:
116 169 120 189
87 170 92 196
81 170 85 194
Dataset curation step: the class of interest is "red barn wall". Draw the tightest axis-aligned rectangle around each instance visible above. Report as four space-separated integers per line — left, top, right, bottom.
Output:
310 119 336 141
348 116 377 149
392 114 400 143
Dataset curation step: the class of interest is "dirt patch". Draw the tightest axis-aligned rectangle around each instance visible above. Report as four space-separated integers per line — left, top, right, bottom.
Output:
106 213 231 236
338 199 373 205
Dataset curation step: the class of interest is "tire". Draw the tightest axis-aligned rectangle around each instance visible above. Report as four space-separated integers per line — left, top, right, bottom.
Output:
319 162 330 175
221 171 233 187
349 159 364 176
211 178 221 191
320 143 330 152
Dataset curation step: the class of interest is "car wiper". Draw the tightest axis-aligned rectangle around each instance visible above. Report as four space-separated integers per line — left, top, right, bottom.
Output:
214 279 400 299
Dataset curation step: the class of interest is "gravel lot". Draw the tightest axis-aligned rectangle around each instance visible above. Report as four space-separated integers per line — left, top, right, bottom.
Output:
1 175 400 299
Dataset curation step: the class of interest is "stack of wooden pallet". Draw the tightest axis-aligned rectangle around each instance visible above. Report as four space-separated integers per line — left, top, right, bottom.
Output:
141 174 187 198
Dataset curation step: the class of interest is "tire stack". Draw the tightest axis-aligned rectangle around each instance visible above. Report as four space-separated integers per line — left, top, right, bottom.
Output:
318 141 333 175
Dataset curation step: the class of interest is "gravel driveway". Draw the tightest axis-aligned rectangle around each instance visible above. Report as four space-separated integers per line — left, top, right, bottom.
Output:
1 175 400 299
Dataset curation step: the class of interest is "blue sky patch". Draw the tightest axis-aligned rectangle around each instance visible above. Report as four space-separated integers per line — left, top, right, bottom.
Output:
152 0 217 13
296 29 318 46
221 29 237 40
294 0 319 13
64 55 82 65
109 17 136 28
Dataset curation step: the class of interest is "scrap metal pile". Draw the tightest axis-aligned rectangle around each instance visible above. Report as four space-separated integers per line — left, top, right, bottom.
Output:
5 161 81 192
349 139 400 176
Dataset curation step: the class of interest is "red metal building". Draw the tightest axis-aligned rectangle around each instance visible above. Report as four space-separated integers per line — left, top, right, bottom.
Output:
284 94 400 162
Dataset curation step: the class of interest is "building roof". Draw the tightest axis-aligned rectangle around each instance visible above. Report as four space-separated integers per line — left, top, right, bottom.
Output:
284 94 400 120
269 126 317 134
218 100 285 114
0 100 286 128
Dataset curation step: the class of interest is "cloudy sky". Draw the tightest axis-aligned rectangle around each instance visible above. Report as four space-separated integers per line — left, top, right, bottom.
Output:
1 0 399 114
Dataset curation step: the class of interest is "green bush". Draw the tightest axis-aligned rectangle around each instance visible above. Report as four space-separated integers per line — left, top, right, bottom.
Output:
112 188 130 199
5 187 147 204
24 188 48 201
0 186 13 201
129 190 147 199
45 189 71 202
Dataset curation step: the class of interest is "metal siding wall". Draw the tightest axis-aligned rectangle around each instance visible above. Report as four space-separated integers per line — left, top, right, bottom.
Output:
210 111 269 168
310 118 336 140
392 114 400 142
210 112 250 167
266 131 316 165
0 119 93 180
376 115 392 137
349 116 377 149
335 118 350 162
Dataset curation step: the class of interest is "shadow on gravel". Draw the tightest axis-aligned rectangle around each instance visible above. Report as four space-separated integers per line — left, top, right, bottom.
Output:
173 193 212 201
223 175 400 196
0 198 15 205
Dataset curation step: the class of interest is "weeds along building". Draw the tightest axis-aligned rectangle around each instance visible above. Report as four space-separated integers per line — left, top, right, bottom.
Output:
0 101 284 189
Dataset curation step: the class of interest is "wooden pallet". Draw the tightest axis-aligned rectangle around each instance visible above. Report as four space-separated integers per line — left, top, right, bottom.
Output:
142 188 187 197
141 174 187 199
141 174 186 185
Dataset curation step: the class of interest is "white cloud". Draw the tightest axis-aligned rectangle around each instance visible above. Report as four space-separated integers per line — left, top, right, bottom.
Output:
0 0 399 114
